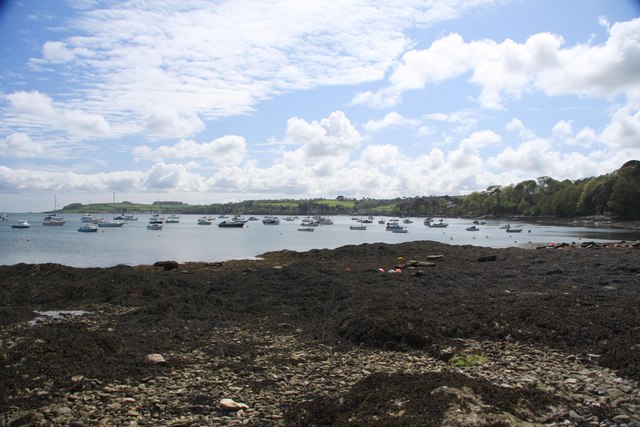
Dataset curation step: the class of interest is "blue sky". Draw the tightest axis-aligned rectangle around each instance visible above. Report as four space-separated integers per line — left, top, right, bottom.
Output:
1 0 639 212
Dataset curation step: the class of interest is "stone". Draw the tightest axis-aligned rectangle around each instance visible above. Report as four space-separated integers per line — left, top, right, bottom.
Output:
153 261 179 271
145 353 167 364
220 398 249 411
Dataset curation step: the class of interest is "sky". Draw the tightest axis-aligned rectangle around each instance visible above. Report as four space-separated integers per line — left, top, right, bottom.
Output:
1 0 639 212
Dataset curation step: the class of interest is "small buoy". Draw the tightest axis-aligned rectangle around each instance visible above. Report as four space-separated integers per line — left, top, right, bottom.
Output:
378 268 385 273
394 268 401 273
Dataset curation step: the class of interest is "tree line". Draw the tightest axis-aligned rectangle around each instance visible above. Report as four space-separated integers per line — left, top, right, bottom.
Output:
452 160 640 219
63 161 639 219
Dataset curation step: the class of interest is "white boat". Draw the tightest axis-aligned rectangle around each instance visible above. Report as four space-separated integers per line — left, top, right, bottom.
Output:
147 223 163 230
97 220 125 227
166 214 180 223
1 213 8 221
81 214 96 223
262 216 280 225
124 214 138 221
505 224 523 233
316 217 334 225
78 224 98 232
427 218 449 228
43 214 65 226
402 218 413 224
391 227 408 233
149 214 164 224
198 216 212 225
11 220 30 229
386 219 402 231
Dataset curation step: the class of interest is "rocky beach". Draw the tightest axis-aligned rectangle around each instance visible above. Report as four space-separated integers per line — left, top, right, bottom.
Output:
1 240 639 426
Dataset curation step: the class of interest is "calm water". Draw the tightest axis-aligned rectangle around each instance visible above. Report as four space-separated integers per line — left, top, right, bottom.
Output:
1 213 638 268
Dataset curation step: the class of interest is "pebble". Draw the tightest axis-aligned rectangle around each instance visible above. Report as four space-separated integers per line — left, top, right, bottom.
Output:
3 323 639 426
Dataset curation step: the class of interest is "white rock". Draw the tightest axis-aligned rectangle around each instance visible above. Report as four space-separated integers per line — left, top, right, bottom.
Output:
220 398 249 411
145 353 166 364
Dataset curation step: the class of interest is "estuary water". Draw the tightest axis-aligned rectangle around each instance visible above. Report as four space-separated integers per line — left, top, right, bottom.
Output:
1 213 638 268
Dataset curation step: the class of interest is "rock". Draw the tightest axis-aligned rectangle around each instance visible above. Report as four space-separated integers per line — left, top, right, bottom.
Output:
477 255 497 262
220 398 249 411
426 255 444 261
145 353 166 364
153 261 179 271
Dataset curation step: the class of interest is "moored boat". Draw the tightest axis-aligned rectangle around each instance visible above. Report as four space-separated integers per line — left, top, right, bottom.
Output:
349 225 366 230
78 224 98 232
466 225 479 231
166 214 180 223
197 217 212 225
262 216 280 225
11 220 30 229
218 219 245 228
147 223 163 230
298 227 315 232
43 214 65 226
97 220 125 227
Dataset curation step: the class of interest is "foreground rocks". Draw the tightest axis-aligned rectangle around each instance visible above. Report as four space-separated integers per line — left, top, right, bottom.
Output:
1 240 639 426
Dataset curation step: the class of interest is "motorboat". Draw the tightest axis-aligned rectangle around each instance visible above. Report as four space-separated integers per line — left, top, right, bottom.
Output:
466 225 479 231
427 218 449 228
81 214 96 223
166 214 180 223
262 216 280 225
298 227 315 232
78 224 98 232
149 214 165 224
218 219 245 228
391 227 408 233
198 217 212 225
11 220 30 229
349 225 366 230
97 220 125 227
316 217 334 225
147 223 163 230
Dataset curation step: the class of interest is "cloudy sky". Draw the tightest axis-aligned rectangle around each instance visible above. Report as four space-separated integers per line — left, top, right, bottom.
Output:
1 0 639 212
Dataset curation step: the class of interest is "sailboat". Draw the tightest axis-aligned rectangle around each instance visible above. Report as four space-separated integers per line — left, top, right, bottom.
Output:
43 196 65 226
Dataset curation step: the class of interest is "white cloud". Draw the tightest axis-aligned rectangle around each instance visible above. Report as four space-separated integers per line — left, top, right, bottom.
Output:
134 135 247 165
360 18 640 109
143 108 204 138
41 41 75 64
281 111 364 169
360 144 400 167
600 91 640 149
363 112 421 132
0 133 47 158
5 91 111 138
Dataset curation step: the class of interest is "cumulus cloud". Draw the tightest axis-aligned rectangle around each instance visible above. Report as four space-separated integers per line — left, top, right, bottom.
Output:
143 108 204 138
280 111 364 171
358 18 640 109
0 133 47 158
5 91 111 138
134 135 247 165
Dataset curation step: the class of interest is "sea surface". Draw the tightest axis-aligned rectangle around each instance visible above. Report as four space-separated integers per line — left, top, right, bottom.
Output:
1 213 639 268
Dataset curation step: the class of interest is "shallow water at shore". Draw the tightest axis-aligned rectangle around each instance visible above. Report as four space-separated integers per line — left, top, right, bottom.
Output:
1 213 639 267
